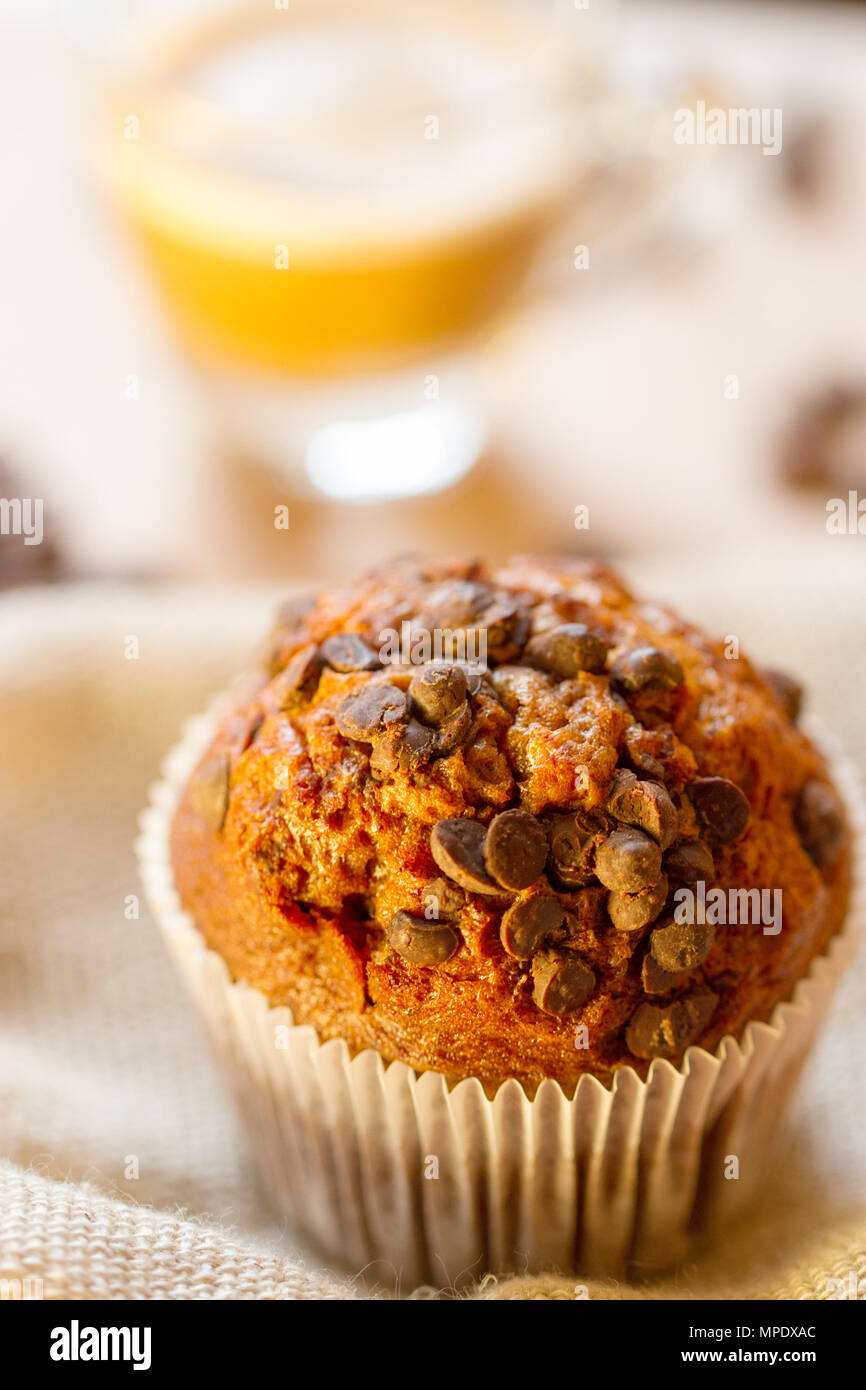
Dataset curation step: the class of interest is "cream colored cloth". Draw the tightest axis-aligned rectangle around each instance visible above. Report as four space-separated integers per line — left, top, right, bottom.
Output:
1 548 865 1300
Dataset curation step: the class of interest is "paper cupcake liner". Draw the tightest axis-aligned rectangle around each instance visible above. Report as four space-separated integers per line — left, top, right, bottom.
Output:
137 699 865 1287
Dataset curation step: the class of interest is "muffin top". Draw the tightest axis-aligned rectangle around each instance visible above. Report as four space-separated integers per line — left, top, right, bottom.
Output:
171 555 851 1093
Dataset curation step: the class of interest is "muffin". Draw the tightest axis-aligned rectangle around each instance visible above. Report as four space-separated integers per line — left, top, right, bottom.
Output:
142 555 861 1282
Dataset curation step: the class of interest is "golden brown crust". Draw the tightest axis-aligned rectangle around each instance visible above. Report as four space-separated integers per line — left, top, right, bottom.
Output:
169 556 852 1094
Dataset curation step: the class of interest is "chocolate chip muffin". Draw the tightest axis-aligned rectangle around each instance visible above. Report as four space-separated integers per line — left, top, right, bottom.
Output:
170 556 852 1094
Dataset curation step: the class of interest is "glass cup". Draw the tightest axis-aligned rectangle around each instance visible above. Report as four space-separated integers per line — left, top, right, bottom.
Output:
94 0 609 502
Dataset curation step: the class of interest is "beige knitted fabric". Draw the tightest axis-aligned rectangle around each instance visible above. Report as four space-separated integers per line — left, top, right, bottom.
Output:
1 546 864 1301
1 1162 864 1301
0 1162 358 1300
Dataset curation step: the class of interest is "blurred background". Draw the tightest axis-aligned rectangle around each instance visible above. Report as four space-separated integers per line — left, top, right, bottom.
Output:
3 0 865 588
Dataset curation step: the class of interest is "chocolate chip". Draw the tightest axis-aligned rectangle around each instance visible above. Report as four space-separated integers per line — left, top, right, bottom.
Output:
370 717 436 776
780 382 866 491
388 911 460 966
664 839 715 885
595 826 663 894
420 580 491 628
607 874 669 932
625 989 718 1059
321 633 381 672
689 777 750 844
649 919 715 974
544 811 607 889
524 623 607 678
335 684 408 741
623 723 681 785
605 769 678 850
433 700 474 756
0 458 66 589
430 818 503 896
408 662 469 723
484 809 548 891
532 949 596 1015
272 643 322 710
400 718 438 765
422 877 465 920
782 117 830 204
764 668 803 723
418 584 529 666
605 768 643 807
641 954 683 996
794 780 846 868
610 645 684 693
479 600 530 664
500 896 565 958
189 754 230 832
456 662 490 696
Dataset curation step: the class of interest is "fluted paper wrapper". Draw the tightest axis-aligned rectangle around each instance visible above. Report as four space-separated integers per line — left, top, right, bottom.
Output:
138 701 865 1287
